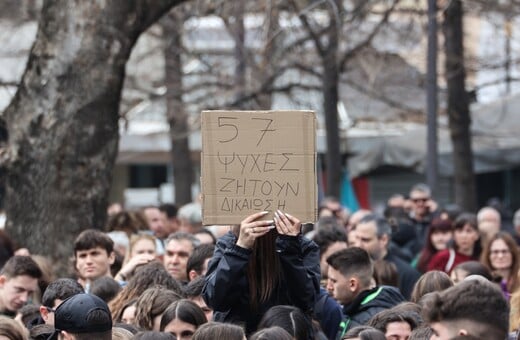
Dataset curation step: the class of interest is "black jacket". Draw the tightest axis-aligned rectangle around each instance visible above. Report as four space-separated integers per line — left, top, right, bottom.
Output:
384 249 421 300
337 285 405 339
202 232 321 334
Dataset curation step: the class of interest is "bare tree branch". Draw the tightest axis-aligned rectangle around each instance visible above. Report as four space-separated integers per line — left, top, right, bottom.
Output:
183 80 235 92
341 75 424 117
0 81 19 87
339 0 400 73
289 61 322 78
204 80 322 110
472 77 520 92
288 0 326 57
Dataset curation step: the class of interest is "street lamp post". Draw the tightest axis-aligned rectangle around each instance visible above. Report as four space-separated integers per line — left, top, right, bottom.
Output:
426 0 439 195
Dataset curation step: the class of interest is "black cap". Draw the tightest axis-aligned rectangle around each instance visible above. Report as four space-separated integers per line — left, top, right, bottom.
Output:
54 293 112 333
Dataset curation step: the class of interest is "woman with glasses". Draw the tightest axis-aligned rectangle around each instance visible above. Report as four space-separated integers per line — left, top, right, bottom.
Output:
481 232 519 299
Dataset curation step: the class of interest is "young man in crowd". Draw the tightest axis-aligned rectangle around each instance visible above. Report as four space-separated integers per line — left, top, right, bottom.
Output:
186 243 214 282
327 247 404 337
0 255 41 317
39 278 84 326
424 277 508 339
368 308 419 340
312 222 348 287
74 229 115 291
423 276 509 340
52 293 112 340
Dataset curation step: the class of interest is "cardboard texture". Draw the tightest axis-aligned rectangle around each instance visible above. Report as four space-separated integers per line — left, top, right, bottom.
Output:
201 110 317 225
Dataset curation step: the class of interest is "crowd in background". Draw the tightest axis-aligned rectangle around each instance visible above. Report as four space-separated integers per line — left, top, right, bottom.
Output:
0 182 518 339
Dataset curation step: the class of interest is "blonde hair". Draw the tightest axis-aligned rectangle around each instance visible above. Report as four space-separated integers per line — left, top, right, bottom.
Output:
112 327 133 340
511 287 520 331
125 234 157 262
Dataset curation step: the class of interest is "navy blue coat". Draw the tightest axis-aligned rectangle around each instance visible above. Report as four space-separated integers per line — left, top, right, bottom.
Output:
202 232 321 334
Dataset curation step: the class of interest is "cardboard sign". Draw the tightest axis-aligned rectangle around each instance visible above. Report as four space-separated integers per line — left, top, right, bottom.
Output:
201 110 317 225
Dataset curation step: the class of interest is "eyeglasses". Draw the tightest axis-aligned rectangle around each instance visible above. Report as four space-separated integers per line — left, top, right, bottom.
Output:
412 198 429 203
490 249 511 256
45 307 56 313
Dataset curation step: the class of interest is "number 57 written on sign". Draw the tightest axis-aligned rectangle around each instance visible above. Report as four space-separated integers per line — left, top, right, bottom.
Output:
218 116 275 147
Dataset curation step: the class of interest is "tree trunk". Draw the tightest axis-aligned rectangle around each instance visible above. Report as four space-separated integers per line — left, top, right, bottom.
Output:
3 0 183 276
443 0 477 212
323 60 342 199
323 3 342 199
0 118 6 208
163 11 194 206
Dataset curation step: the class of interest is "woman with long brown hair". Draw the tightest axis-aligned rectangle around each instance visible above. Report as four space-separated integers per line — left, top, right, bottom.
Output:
109 261 183 321
134 287 183 331
481 232 520 299
202 210 320 334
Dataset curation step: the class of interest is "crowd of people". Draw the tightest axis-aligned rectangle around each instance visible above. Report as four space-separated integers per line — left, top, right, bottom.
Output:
0 183 518 339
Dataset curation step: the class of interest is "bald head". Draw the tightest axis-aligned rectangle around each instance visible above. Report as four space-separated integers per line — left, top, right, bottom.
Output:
477 207 500 241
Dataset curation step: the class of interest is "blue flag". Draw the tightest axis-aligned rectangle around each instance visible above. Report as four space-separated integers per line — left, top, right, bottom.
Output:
340 169 359 212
